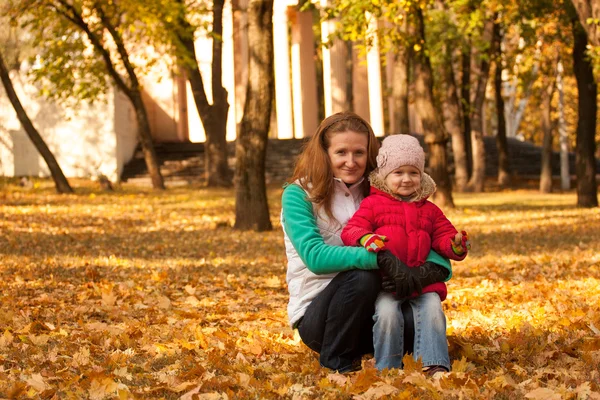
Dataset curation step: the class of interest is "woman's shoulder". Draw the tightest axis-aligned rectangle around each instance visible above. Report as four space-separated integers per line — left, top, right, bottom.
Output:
282 183 310 206
283 182 305 195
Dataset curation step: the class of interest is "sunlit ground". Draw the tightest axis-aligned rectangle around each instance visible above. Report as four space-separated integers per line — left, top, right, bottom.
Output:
0 178 599 399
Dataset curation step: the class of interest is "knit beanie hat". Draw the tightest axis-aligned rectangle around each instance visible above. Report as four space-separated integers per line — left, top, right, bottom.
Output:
376 134 425 178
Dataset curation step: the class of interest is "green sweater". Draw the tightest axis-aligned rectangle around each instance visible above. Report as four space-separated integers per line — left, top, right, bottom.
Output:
281 184 452 278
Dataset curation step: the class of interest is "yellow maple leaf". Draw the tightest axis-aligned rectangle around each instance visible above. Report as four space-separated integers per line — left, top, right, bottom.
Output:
29 334 50 346
101 290 117 307
525 387 561 400
157 295 171 310
354 383 399 400
72 347 90 367
327 372 349 386
89 378 128 400
25 373 48 392
451 356 473 373
0 330 14 348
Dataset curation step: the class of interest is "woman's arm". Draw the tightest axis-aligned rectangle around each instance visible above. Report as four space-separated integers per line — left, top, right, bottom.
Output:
425 249 453 281
282 184 378 274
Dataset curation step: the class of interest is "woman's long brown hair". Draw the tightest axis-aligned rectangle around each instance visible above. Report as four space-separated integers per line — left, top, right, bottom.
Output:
289 111 380 223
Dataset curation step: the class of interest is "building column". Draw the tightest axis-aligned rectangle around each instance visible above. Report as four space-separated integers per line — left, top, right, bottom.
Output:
233 0 249 133
352 46 370 122
385 50 396 134
273 0 294 139
366 14 384 136
222 0 238 141
176 72 189 141
321 0 349 116
291 8 319 138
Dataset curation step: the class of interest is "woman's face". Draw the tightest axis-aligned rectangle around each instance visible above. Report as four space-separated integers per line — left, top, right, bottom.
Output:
327 130 368 185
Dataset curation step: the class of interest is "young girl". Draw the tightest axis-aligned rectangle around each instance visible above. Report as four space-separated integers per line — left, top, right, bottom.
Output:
341 134 470 373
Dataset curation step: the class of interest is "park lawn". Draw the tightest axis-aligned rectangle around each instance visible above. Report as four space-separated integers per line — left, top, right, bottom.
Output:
0 180 599 399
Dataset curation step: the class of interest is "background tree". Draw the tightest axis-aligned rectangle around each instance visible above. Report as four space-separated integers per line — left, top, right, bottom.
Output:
572 18 599 207
169 0 232 187
411 8 454 207
9 0 165 190
539 75 556 193
571 0 600 47
428 2 469 192
233 0 274 231
387 16 410 135
494 24 511 188
0 50 73 193
466 14 495 192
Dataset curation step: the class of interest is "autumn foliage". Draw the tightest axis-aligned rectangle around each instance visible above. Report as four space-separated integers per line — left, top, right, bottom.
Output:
1 180 599 399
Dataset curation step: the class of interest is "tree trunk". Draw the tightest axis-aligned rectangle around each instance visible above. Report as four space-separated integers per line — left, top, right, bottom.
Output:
234 0 274 231
93 6 165 190
557 58 571 190
441 44 468 192
460 44 473 176
0 51 73 194
540 80 556 193
467 18 495 192
413 9 454 209
177 0 231 187
130 91 166 190
572 21 599 207
571 0 600 47
494 26 510 188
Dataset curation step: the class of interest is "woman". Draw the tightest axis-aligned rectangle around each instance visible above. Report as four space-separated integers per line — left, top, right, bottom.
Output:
281 111 451 373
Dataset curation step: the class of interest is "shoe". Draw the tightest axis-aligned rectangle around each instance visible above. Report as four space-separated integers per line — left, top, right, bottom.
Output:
424 365 449 377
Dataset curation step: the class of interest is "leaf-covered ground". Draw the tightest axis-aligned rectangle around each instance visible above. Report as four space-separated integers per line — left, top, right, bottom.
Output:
1 179 599 399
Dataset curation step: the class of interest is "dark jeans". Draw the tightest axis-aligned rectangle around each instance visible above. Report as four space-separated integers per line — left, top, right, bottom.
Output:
296 269 381 372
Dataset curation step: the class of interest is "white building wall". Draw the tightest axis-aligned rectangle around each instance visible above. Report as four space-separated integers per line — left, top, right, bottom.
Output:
0 66 136 182
114 89 139 182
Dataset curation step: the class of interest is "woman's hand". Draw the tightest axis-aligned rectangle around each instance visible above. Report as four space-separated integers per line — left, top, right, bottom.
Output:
376 251 422 298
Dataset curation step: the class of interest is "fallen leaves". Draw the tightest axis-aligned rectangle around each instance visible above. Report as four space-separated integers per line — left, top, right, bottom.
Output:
1 184 600 398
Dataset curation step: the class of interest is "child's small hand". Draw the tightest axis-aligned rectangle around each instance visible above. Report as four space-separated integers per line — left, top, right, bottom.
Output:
360 234 387 253
451 231 470 255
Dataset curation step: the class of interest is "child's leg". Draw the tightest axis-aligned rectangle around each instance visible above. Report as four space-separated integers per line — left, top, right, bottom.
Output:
410 292 451 371
373 292 405 370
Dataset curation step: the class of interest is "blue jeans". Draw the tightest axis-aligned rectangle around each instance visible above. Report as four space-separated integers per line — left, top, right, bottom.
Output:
297 270 381 372
373 291 450 370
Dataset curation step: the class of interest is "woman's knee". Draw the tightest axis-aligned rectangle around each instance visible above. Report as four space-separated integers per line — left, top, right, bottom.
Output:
345 270 381 297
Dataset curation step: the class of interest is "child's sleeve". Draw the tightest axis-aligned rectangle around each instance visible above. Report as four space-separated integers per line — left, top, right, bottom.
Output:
341 198 377 247
282 184 378 274
430 205 467 261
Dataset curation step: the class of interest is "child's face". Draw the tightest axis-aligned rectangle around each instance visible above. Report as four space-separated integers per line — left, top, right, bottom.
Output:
384 165 421 196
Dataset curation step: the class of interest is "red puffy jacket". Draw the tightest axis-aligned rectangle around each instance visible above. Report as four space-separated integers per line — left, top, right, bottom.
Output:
341 172 465 300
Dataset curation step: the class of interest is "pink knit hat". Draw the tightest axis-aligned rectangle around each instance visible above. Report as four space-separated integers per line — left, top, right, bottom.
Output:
376 134 425 177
